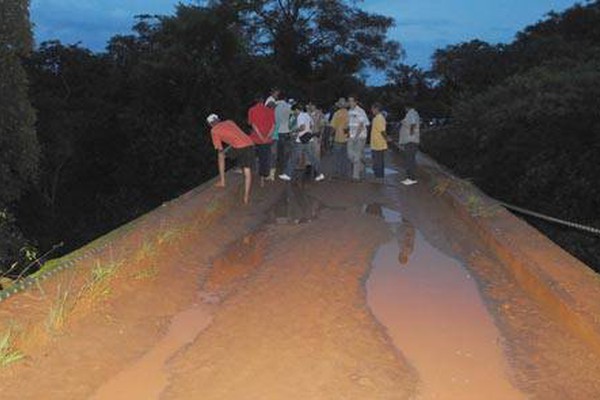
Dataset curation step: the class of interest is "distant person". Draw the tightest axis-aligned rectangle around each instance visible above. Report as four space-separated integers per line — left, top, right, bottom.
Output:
273 96 293 178
322 106 334 153
206 114 254 204
399 103 421 186
347 96 370 181
279 102 325 182
370 102 388 181
265 87 280 106
248 97 275 186
330 98 350 178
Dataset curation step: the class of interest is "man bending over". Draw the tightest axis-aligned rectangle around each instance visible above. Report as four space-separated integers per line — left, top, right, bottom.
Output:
206 114 254 204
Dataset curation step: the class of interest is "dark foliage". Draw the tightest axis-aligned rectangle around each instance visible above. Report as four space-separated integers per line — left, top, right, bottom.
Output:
0 0 39 273
423 1 600 272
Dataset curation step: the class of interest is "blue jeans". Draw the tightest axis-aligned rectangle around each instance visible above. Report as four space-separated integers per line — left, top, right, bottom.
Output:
404 142 418 179
372 149 386 178
285 140 321 177
333 142 350 177
277 133 291 173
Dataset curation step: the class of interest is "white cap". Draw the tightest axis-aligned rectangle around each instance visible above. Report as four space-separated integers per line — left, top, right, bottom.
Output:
206 114 219 124
288 98 296 105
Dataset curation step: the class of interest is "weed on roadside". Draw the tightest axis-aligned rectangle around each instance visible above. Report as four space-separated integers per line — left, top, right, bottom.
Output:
135 240 157 263
0 330 24 368
431 178 452 197
78 259 122 304
133 265 159 281
157 227 181 245
46 284 71 334
467 194 502 217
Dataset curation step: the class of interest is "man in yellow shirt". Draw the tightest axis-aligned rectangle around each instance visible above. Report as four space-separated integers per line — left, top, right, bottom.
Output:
370 103 388 180
329 98 350 178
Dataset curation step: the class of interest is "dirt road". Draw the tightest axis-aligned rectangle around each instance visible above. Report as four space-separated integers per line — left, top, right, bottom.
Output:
2 153 599 399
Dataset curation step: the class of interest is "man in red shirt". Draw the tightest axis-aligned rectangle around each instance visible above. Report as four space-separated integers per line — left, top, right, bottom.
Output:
248 97 275 186
207 114 254 204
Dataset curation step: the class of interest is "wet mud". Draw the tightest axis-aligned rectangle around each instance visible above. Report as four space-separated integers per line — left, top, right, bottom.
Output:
364 204 524 399
91 303 212 400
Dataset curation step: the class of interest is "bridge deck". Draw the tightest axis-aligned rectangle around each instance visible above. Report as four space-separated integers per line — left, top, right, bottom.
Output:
1 152 599 399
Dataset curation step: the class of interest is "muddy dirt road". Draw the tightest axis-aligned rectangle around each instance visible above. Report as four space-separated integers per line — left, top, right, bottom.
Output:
2 153 599 399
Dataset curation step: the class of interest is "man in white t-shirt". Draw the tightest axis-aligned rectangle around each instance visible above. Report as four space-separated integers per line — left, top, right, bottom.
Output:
399 105 421 185
347 96 370 181
279 102 325 182
274 97 292 176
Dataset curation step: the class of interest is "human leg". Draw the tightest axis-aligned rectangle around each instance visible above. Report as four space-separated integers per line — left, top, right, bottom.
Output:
372 150 384 178
256 144 271 178
405 143 418 180
243 167 252 204
283 142 302 178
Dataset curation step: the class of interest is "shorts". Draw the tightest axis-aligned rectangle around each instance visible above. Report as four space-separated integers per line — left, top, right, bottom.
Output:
229 145 255 169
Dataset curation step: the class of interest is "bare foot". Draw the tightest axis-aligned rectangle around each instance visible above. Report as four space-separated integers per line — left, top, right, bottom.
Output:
214 181 226 188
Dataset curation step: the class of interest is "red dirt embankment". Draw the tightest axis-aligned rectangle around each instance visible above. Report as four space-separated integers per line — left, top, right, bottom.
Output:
421 155 600 355
0 173 284 398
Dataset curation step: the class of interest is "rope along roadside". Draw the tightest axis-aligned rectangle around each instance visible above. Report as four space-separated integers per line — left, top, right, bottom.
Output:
499 202 600 236
404 133 600 237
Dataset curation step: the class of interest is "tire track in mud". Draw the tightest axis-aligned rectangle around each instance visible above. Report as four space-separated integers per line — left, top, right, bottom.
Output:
162 202 418 400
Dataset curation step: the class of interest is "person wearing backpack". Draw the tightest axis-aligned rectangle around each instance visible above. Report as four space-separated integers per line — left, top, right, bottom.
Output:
279 102 325 182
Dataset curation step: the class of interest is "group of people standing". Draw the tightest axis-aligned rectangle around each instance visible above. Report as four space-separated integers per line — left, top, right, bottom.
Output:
206 88 421 204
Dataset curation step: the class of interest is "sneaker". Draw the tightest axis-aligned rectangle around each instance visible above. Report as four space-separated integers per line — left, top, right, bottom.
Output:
402 178 418 186
315 173 325 182
279 174 292 181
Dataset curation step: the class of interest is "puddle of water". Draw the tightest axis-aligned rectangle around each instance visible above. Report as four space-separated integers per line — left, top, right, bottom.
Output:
270 184 322 225
365 204 525 400
91 303 212 400
204 231 267 294
366 167 400 176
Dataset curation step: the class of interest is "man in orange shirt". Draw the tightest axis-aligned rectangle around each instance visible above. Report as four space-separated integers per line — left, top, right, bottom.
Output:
207 114 254 204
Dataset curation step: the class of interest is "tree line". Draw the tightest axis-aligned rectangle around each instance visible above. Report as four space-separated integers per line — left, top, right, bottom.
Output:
1 0 598 276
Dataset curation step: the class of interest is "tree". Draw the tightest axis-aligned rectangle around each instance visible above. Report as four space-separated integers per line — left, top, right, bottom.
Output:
0 0 39 205
0 0 39 273
431 40 509 97
232 0 401 80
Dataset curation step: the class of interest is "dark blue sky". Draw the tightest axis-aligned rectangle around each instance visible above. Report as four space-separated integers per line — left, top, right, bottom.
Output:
32 0 581 70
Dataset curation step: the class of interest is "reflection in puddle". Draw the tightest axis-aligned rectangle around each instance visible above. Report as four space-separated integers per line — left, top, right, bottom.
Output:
91 304 212 400
365 204 524 400
364 149 399 175
365 167 400 176
271 183 322 225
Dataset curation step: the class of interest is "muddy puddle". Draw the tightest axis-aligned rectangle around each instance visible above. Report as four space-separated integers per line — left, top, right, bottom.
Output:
91 301 212 400
365 204 525 400
364 149 400 176
204 230 267 295
270 184 323 224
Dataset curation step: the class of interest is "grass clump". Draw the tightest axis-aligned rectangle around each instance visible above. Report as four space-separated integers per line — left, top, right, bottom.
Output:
133 265 159 281
78 260 122 303
46 284 71 333
0 330 25 368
